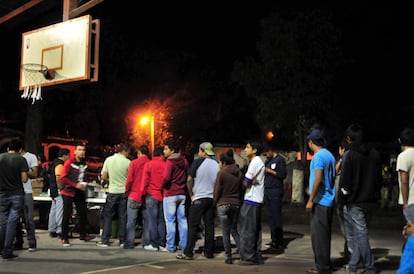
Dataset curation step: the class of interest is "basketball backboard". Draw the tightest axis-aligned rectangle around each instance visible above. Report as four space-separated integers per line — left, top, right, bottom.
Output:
19 14 100 91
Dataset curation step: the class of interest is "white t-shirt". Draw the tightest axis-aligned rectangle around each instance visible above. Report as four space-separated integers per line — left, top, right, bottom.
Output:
397 147 414 205
243 155 265 204
22 151 38 194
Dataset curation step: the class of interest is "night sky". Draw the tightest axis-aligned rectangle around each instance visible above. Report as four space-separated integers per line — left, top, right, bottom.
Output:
1 3 413 148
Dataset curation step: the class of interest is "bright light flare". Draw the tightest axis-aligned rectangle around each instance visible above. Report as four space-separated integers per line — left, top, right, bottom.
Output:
140 116 150 125
266 131 274 140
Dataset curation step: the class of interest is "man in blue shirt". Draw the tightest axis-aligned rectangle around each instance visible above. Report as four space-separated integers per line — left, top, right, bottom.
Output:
305 129 336 274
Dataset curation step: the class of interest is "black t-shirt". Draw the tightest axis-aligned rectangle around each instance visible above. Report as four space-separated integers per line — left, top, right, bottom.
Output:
0 152 29 195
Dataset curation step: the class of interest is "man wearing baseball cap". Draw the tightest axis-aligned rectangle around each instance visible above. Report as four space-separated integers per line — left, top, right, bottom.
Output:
176 142 219 260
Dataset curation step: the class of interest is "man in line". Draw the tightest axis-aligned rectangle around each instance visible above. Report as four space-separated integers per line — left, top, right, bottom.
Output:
176 142 219 260
396 128 414 225
340 124 381 274
162 138 189 253
15 146 38 252
141 147 167 251
96 143 131 247
0 139 29 260
214 149 244 264
238 141 265 265
60 143 94 247
263 142 287 252
48 148 70 239
124 145 150 249
305 129 336 274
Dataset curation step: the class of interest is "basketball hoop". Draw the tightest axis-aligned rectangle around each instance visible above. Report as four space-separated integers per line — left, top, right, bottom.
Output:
21 63 55 104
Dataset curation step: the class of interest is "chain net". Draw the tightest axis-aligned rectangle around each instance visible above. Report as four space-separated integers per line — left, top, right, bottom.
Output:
21 63 48 104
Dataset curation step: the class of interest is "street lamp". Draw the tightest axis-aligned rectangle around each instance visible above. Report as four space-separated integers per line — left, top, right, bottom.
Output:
140 115 154 158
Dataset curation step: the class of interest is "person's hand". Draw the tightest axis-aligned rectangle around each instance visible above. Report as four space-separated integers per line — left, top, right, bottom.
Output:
402 222 414 239
76 182 87 191
305 199 313 213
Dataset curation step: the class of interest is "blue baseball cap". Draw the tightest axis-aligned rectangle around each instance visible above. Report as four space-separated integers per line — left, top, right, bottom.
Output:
307 129 324 140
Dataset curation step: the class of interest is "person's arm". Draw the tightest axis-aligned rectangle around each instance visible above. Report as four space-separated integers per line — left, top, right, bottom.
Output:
400 170 409 207
21 171 28 183
101 158 109 181
125 161 135 194
55 164 64 189
306 169 323 211
140 162 150 197
335 158 342 174
187 175 194 200
213 171 222 205
101 170 109 181
28 165 38 179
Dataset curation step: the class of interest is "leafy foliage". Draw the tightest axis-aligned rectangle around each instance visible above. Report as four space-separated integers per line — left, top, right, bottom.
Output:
231 8 343 158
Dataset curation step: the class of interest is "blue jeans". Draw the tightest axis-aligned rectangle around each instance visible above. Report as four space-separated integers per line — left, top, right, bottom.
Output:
163 194 187 252
146 195 166 248
15 193 36 247
101 193 127 245
0 194 24 257
343 205 376 274
125 197 142 248
48 195 63 234
403 204 414 224
217 204 240 260
141 205 149 247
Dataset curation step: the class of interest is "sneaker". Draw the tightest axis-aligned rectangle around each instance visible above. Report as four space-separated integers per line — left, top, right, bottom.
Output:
2 254 18 260
80 235 95 242
119 243 124 248
238 259 259 265
144 244 158 251
344 265 357 274
225 258 233 264
49 232 58 238
28 245 37 252
176 253 193 260
158 246 168 252
96 241 109 247
62 239 71 247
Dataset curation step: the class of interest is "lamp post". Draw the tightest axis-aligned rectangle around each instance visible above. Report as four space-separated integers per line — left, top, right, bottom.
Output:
150 115 154 158
140 115 154 158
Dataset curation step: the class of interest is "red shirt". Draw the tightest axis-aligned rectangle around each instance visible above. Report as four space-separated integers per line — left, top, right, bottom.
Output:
125 155 150 203
142 156 166 202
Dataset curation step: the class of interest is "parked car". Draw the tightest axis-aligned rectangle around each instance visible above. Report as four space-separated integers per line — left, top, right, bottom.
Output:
85 156 104 181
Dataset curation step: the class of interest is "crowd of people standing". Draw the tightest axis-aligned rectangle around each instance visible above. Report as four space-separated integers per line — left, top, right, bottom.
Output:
1 126 413 273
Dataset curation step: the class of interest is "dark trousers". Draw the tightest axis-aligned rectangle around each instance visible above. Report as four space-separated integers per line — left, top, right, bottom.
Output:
311 204 333 274
15 193 36 247
239 203 262 262
101 193 127 244
264 187 284 246
61 191 88 240
183 198 215 257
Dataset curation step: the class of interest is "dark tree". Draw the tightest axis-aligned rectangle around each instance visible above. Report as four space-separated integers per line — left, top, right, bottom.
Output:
231 8 343 165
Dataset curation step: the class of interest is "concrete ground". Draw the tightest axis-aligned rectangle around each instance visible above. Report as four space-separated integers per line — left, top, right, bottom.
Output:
0 204 406 274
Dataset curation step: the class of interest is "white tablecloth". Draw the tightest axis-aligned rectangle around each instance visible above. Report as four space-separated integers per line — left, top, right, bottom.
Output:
33 196 106 204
